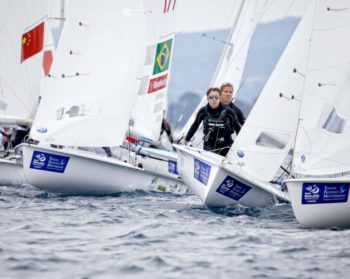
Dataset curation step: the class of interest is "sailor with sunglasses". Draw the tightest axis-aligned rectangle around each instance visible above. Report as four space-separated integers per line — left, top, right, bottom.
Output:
180 87 241 156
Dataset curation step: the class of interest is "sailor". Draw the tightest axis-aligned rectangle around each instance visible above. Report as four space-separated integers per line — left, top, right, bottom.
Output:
181 87 241 156
0 127 14 150
160 110 174 143
10 125 30 147
220 82 245 126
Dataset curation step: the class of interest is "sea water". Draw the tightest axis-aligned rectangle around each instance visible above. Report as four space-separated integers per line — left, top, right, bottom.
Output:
1 184 349 279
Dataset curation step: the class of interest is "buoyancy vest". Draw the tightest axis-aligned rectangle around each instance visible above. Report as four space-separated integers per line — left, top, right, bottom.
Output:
203 104 233 145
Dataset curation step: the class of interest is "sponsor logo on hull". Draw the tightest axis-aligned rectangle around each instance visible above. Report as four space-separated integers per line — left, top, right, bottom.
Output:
302 182 350 204
194 158 211 185
216 175 251 201
30 150 70 173
168 160 178 175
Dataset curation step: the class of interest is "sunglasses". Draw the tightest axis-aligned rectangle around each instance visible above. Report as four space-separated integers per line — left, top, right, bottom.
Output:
208 96 220 100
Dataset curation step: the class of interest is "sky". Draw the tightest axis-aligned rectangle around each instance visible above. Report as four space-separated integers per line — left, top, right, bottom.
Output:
176 0 307 32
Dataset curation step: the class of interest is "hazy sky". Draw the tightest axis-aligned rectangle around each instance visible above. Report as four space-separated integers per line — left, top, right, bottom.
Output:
176 0 307 32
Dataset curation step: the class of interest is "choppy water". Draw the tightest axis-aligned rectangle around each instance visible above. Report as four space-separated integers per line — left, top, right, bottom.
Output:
1 184 350 279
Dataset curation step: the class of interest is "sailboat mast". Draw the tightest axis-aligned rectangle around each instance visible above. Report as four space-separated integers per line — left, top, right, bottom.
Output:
59 0 65 32
210 0 245 85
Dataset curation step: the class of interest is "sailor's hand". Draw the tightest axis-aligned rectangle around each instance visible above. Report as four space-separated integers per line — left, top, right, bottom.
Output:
2 135 9 143
180 139 187 145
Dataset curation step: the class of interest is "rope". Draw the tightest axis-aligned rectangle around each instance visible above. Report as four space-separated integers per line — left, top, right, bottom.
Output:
205 144 232 153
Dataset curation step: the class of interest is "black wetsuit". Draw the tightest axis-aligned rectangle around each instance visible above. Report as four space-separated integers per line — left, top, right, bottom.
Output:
225 102 245 126
160 118 173 143
185 103 241 156
10 126 30 148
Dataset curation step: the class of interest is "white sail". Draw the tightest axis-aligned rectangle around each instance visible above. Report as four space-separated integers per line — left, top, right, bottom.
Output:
30 0 147 147
212 0 266 88
179 0 271 141
0 0 48 125
226 1 314 182
293 0 350 176
130 0 176 144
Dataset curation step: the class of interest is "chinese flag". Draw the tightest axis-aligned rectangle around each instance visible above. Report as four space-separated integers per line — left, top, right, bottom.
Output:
21 21 44 63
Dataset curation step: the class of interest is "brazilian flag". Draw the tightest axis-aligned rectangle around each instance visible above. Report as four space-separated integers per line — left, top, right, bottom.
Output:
153 38 173 75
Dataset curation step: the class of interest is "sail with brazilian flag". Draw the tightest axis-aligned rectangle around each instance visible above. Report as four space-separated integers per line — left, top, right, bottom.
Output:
152 38 173 75
21 21 44 63
147 37 173 94
128 0 176 146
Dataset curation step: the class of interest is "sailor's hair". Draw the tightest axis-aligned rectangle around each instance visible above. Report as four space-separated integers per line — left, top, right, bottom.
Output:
220 82 234 92
206 87 220 96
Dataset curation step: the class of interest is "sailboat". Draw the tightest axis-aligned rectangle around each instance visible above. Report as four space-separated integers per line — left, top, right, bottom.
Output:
283 0 350 229
175 0 311 207
123 0 188 193
0 0 49 186
21 0 174 195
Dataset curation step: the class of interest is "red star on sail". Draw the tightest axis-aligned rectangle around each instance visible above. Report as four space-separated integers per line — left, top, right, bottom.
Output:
21 21 44 63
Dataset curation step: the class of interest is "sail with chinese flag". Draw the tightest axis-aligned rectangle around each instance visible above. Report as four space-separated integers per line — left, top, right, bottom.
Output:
21 21 44 63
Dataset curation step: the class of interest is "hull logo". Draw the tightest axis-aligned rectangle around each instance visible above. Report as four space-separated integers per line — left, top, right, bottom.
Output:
193 158 211 185
216 175 251 201
30 150 70 173
168 160 179 175
302 182 350 204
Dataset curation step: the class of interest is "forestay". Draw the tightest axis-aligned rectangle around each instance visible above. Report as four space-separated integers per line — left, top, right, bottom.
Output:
130 0 176 144
226 1 314 182
0 0 48 125
30 0 147 147
292 0 350 176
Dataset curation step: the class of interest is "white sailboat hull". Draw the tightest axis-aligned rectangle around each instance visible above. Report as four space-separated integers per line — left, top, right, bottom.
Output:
175 144 288 208
284 178 350 229
112 145 189 194
137 155 189 194
0 158 25 186
137 147 179 178
22 143 183 195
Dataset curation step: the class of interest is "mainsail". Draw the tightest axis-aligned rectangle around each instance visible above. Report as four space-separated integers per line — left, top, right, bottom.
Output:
179 0 271 144
226 1 314 182
0 0 48 125
130 0 176 145
30 0 147 147
292 0 350 176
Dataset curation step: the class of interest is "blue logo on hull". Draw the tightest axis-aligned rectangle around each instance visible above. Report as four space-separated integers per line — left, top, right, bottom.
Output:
302 182 349 204
168 160 178 175
30 150 70 173
216 175 251 201
194 158 211 185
